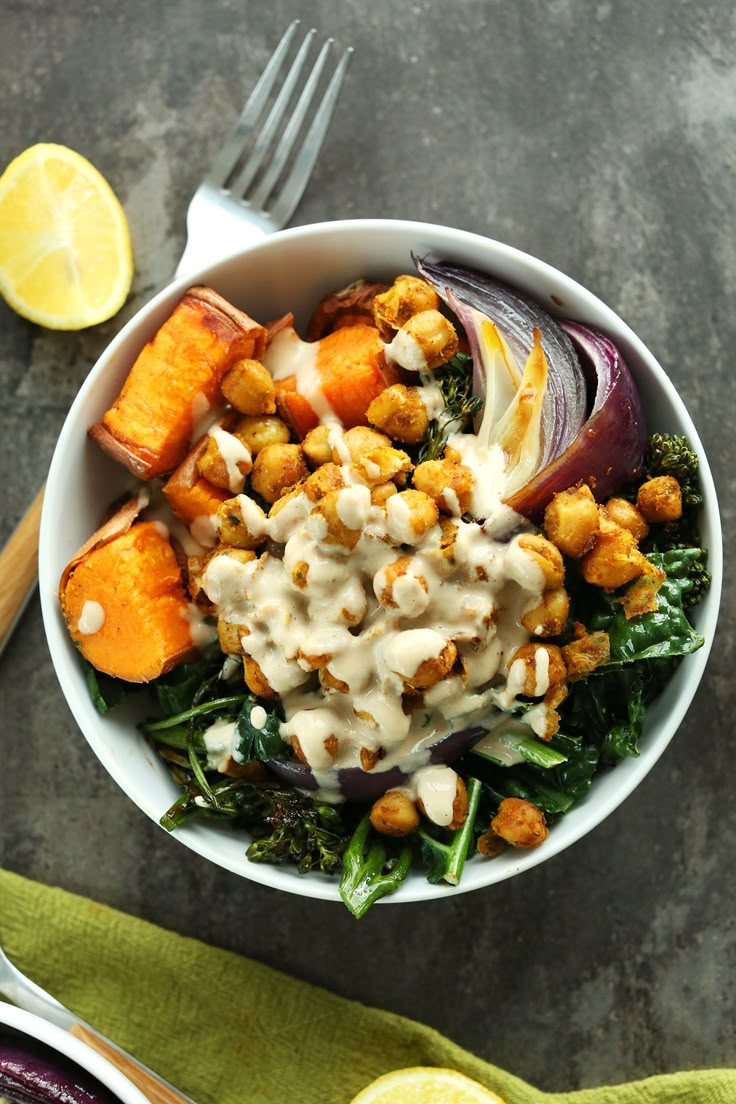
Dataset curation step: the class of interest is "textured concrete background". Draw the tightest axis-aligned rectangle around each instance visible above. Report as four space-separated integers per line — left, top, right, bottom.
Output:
0 0 733 1093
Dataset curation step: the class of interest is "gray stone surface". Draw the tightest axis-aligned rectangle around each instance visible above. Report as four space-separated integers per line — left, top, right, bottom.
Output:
0 0 733 1094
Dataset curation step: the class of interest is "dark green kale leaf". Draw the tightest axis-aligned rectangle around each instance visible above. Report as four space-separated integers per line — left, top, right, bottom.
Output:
81 657 133 714
588 549 705 663
235 699 285 762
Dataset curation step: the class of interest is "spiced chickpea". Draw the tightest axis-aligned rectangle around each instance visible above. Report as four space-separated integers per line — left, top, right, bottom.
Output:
491 797 549 848
375 556 429 615
543 484 600 558
234 414 291 455
304 462 345 502
197 430 252 491
507 643 567 697
250 443 309 504
413 458 475 515
636 475 683 522
516 533 565 589
243 655 277 700
385 489 439 544
581 511 647 589
215 497 267 549
302 424 333 467
520 587 570 637
370 790 420 837
370 481 397 508
332 425 391 465
314 489 363 550
403 639 457 691
394 310 459 372
372 274 439 340
366 384 430 444
604 497 650 542
220 358 276 415
217 617 246 656
354 446 412 486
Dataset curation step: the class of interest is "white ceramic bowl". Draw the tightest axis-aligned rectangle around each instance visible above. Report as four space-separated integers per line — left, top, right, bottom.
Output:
40 219 723 904
0 1002 148 1103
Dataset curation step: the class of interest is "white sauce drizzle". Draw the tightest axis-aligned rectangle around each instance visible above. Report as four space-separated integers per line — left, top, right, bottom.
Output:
77 600 105 635
207 426 252 494
263 327 339 422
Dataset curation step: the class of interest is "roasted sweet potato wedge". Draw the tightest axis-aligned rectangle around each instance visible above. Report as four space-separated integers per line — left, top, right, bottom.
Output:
162 434 230 546
90 286 266 479
60 515 197 683
273 323 399 439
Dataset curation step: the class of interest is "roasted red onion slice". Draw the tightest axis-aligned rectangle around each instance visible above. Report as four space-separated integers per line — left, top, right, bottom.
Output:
0 1036 117 1103
506 320 647 518
267 725 486 802
415 257 587 468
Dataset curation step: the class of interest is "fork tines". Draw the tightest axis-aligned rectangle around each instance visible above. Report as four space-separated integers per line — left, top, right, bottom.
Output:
206 20 352 226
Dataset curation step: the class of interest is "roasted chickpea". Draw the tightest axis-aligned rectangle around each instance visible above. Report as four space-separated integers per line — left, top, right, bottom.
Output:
360 746 382 771
332 425 391 465
250 443 309 504
515 533 565 589
507 643 567 697
370 481 397 508
375 556 429 616
304 462 346 502
520 587 570 637
243 655 277 700
370 789 420 836
314 488 365 550
636 475 683 522
543 484 600 558
186 554 213 607
366 383 430 444
447 776 469 831
393 309 459 372
372 274 439 340
385 488 440 544
354 446 412 486
215 496 268 549
604 496 650 542
399 636 457 691
562 629 611 680
491 797 549 849
290 560 309 589
234 414 291 455
220 358 276 415
581 511 647 589
197 430 252 491
425 517 458 576
320 667 350 694
302 424 333 467
413 459 475 515
217 617 246 655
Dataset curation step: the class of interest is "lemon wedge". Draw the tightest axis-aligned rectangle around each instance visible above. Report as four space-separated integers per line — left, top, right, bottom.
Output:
0 143 133 329
350 1067 507 1104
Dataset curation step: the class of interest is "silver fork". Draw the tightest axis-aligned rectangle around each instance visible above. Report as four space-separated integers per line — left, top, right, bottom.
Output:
175 19 352 278
0 941 195 1103
0 21 352 659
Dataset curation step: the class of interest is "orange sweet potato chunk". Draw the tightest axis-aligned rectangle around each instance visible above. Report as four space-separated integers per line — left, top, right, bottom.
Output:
60 521 196 683
89 286 266 480
275 323 399 439
162 434 229 537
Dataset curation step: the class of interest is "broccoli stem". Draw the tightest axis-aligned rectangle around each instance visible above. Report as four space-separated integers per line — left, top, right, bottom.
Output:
417 776 482 885
141 695 247 733
339 815 413 919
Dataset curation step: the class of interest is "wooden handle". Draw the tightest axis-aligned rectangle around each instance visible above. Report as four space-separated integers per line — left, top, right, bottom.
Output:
69 1023 191 1104
0 485 45 653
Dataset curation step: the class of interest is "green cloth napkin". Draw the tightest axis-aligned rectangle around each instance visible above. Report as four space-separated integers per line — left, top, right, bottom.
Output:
0 869 732 1104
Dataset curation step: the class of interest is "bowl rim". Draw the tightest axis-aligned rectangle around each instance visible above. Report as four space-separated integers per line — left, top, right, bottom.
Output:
39 217 724 905
0 1002 149 1103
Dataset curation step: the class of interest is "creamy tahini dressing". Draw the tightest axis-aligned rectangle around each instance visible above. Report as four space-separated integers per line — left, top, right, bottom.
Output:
263 327 338 422
207 425 252 493
77 599 105 634
199 423 552 824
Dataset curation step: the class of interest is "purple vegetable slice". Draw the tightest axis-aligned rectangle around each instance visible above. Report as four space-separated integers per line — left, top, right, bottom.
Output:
414 257 588 469
0 1036 117 1103
506 320 647 518
267 724 487 802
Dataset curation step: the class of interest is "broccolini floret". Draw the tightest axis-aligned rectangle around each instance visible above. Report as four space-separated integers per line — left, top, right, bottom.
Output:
645 433 703 509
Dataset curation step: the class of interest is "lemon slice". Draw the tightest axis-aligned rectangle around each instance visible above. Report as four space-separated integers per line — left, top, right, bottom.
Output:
350 1067 507 1104
0 143 133 329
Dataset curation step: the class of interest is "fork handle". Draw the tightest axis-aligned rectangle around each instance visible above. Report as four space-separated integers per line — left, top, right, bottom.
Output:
69 1024 192 1104
0 485 44 656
